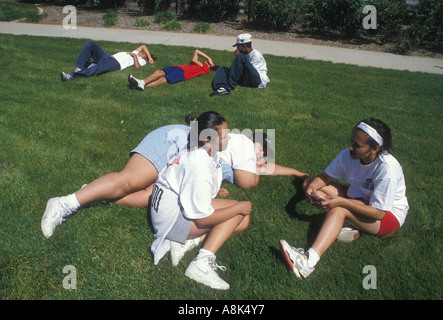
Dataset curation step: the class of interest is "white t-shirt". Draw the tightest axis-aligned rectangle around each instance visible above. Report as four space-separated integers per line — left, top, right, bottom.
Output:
248 49 269 89
219 133 257 175
325 148 409 226
112 51 147 70
150 148 222 265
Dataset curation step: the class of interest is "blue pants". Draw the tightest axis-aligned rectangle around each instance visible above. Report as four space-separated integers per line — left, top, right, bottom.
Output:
212 53 261 91
70 40 121 79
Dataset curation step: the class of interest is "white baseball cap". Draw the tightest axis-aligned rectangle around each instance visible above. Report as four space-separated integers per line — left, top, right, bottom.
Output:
233 33 252 47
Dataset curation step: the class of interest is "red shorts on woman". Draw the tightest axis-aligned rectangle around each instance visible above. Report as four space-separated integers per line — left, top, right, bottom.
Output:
377 211 400 237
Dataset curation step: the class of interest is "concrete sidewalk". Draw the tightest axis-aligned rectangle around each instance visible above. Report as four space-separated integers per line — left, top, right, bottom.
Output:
1 21 442 75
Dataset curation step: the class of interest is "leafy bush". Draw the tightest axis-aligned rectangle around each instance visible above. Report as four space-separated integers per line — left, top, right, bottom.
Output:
365 0 406 41
182 0 241 22
135 18 151 27
407 0 443 49
194 22 212 33
304 0 364 37
102 11 118 27
25 10 46 23
136 0 173 15
245 0 303 31
46 0 88 5
94 0 126 9
154 11 176 24
162 20 182 31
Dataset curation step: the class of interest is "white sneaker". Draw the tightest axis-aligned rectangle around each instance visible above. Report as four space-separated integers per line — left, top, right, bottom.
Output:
74 67 81 72
128 74 145 91
41 197 75 239
279 240 314 279
185 255 230 290
170 238 200 266
60 72 73 81
337 225 360 242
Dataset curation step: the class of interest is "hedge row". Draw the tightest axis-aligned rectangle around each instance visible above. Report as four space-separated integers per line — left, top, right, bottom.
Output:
38 0 442 49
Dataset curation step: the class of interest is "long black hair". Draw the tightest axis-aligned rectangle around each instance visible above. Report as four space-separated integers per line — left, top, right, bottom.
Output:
354 117 393 154
186 111 226 149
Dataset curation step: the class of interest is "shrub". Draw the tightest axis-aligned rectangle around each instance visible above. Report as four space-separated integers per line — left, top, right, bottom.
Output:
183 0 241 22
46 0 88 5
407 0 443 49
25 10 46 23
136 0 173 15
102 11 118 27
162 20 182 31
245 0 303 31
97 0 126 9
154 11 176 24
135 18 151 27
304 0 364 37
194 22 212 33
365 0 406 41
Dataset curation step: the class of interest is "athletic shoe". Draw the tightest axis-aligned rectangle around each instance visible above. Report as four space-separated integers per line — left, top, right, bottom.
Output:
337 226 360 242
209 87 230 97
74 67 81 72
170 238 200 266
41 197 75 239
60 72 73 81
279 239 314 279
185 255 230 290
128 74 144 91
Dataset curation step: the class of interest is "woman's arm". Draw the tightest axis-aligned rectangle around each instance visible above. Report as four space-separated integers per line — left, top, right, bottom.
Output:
322 197 386 220
257 163 309 179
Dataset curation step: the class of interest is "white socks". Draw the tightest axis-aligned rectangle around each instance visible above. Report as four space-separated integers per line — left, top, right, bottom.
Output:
65 193 81 213
197 248 214 259
307 248 320 268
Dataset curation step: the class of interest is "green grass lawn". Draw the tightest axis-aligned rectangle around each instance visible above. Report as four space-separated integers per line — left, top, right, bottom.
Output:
0 34 442 301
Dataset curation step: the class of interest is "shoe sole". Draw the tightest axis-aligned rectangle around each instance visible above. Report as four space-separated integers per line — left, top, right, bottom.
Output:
128 75 143 91
279 240 302 278
337 230 360 242
41 198 56 239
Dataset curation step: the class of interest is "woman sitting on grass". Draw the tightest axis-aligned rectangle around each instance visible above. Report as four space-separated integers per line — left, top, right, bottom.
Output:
280 117 409 279
150 111 251 290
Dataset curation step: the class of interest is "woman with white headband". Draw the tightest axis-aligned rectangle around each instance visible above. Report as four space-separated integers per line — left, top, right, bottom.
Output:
280 117 409 279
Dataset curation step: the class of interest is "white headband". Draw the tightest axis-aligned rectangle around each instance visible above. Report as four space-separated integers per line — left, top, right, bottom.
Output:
356 122 383 146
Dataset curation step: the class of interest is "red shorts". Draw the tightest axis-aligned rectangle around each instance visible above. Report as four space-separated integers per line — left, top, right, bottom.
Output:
377 211 400 237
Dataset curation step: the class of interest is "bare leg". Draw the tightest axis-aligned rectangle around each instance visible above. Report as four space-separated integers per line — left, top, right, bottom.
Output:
143 69 167 86
75 153 158 206
115 184 154 207
311 205 381 257
187 199 250 255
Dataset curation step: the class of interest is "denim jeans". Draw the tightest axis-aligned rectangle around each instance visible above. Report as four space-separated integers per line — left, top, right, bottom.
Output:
212 53 261 91
70 40 121 79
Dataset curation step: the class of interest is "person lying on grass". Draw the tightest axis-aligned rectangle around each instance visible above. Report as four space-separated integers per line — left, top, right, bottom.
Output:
61 40 154 81
41 116 308 239
128 49 217 90
280 117 409 279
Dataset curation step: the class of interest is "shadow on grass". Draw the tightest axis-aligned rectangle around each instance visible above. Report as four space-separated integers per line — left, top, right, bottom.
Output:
284 177 325 248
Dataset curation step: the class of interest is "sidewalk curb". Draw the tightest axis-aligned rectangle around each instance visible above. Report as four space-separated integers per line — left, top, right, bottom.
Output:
1 21 442 75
